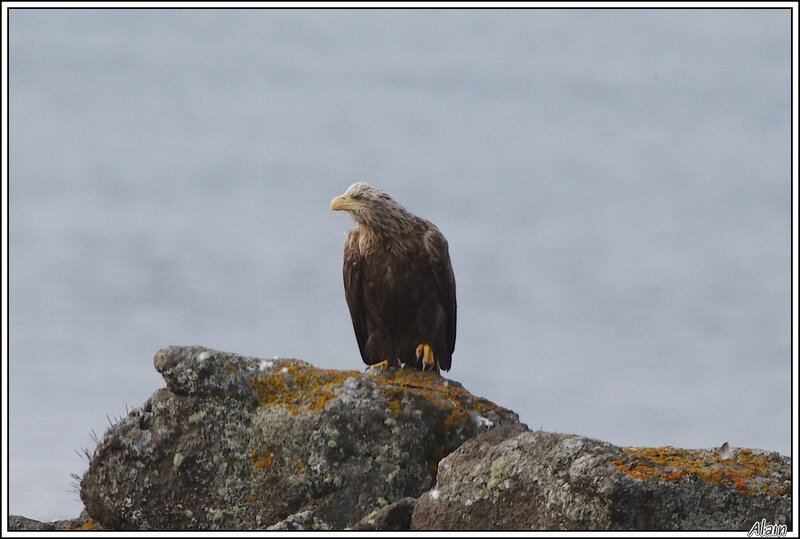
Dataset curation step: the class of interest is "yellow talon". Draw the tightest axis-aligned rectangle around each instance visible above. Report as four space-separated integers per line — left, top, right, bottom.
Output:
415 344 436 371
368 359 392 371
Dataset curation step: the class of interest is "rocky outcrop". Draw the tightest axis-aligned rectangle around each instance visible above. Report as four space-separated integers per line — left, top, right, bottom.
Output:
10 345 791 531
411 424 792 531
78 346 518 530
8 511 101 531
352 496 418 530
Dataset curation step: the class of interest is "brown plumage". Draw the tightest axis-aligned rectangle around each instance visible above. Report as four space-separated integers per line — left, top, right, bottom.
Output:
330 182 456 372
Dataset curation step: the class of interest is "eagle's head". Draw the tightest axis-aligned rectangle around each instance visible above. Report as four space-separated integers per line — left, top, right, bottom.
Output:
330 182 415 233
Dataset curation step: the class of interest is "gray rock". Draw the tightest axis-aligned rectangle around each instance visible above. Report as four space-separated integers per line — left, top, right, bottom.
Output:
266 510 331 530
80 346 519 530
8 511 100 531
350 496 417 530
8 516 56 531
411 426 792 531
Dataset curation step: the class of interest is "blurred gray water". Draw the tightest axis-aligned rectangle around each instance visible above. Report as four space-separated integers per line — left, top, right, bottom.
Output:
8 8 791 521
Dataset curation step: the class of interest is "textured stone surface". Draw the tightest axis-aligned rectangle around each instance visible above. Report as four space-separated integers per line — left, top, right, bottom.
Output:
15 344 790 531
411 425 792 531
8 511 101 531
351 496 417 530
266 510 332 531
79 345 519 530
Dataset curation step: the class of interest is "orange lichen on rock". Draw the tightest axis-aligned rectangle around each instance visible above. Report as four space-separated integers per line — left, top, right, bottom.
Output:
251 448 272 470
613 446 790 497
374 368 508 459
371 367 505 423
248 362 360 414
661 469 684 482
612 459 654 481
247 360 516 487
248 360 506 429
68 518 101 531
386 399 403 416
371 368 515 476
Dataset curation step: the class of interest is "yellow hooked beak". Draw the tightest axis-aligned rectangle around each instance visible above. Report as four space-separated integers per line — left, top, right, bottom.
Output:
330 194 361 212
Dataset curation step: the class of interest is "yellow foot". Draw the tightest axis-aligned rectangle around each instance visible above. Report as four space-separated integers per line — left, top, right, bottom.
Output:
367 359 392 372
415 344 437 372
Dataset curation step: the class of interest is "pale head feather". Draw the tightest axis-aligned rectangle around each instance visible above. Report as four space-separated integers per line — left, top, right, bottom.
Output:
339 182 429 254
343 183 420 232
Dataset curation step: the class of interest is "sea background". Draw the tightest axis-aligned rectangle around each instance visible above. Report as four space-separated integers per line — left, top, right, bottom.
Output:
7 8 792 521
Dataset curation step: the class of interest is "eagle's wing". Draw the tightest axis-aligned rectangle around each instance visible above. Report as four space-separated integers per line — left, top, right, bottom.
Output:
342 230 371 363
423 226 457 370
